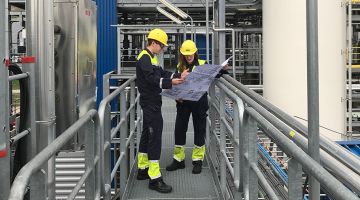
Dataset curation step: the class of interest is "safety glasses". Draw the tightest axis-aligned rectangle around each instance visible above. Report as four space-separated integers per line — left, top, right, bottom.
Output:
155 41 165 49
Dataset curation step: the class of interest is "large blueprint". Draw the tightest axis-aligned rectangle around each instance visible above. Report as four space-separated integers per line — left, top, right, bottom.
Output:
161 56 233 101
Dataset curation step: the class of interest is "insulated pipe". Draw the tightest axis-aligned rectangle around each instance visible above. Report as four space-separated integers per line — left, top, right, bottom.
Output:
222 75 360 172
348 0 353 140
212 23 235 78
218 77 360 194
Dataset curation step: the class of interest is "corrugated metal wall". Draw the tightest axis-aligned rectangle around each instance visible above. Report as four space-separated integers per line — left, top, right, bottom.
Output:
93 0 117 108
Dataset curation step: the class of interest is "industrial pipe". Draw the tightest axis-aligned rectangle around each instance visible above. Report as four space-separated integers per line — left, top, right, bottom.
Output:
212 23 235 78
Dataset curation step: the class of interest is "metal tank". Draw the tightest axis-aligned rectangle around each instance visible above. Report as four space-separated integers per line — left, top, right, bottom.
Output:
54 0 97 150
263 0 346 141
26 0 57 198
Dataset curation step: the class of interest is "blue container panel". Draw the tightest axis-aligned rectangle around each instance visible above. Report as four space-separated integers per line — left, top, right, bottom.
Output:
93 0 117 109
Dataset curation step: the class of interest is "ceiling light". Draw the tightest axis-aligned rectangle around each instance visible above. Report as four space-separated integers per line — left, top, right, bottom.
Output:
157 6 182 24
158 0 189 19
226 13 236 15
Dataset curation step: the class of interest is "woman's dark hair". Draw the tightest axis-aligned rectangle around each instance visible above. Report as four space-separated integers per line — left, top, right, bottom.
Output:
178 52 199 73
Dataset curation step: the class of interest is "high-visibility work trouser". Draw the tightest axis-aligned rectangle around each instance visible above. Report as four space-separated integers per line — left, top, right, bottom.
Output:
173 98 208 166
138 104 163 182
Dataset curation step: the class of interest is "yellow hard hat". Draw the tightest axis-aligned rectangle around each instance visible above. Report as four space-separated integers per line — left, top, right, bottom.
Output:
148 29 168 46
180 40 198 55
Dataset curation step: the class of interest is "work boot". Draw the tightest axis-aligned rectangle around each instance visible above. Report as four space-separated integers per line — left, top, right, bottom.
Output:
192 164 202 174
137 168 150 180
149 180 173 193
166 160 185 171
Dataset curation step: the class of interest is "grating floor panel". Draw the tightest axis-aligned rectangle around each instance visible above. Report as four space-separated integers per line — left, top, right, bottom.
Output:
126 98 219 200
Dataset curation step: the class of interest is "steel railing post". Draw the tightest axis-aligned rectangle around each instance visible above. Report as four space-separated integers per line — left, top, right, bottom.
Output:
288 158 303 200
232 102 242 196
103 72 111 99
209 82 217 166
242 111 250 199
130 81 135 168
219 88 226 195
100 103 112 200
29 170 47 200
136 88 141 150
94 114 101 199
85 118 96 199
247 113 258 200
120 89 127 198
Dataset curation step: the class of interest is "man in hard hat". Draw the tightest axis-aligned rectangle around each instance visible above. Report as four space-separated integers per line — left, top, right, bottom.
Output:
166 40 228 174
136 29 189 193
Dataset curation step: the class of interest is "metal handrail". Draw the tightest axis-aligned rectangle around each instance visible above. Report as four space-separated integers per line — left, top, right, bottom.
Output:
209 78 359 199
8 109 100 200
219 76 360 194
221 74 360 177
245 107 358 200
98 74 138 199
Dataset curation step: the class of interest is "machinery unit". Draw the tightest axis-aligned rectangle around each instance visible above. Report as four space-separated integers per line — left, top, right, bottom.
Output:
54 0 97 150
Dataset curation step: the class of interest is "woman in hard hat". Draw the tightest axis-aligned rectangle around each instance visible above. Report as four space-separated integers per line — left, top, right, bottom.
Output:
166 40 228 174
136 29 189 193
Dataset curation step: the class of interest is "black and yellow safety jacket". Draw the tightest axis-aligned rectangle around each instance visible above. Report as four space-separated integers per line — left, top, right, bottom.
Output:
136 49 181 106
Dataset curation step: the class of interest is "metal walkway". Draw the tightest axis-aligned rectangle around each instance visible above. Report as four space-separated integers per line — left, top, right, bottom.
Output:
123 98 220 200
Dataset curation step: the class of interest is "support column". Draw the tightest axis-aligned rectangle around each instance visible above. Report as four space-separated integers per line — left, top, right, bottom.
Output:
0 0 11 199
